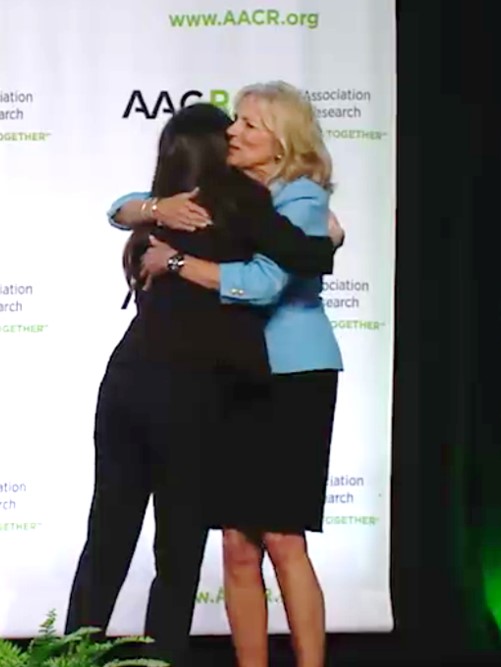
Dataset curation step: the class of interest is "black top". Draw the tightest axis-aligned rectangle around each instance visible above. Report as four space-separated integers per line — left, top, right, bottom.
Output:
109 172 334 377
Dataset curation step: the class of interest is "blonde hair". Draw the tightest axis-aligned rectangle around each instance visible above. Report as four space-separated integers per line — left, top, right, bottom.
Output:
234 81 332 191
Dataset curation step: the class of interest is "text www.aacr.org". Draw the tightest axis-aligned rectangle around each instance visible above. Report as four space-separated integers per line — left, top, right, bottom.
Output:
197 586 281 604
169 10 319 29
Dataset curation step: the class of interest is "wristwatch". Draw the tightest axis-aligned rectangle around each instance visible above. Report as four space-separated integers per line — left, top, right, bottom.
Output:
166 252 186 274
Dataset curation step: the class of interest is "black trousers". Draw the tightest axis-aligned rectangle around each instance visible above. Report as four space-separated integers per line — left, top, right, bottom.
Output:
65 362 220 666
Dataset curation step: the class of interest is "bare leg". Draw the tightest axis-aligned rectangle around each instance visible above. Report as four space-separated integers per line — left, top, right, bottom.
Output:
264 532 325 667
223 528 267 667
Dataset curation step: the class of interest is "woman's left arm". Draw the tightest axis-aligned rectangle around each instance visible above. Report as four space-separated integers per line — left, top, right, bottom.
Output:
328 211 345 248
140 192 331 305
141 237 287 305
240 192 339 276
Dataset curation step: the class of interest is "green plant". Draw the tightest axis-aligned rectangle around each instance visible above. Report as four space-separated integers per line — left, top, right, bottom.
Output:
0 610 169 667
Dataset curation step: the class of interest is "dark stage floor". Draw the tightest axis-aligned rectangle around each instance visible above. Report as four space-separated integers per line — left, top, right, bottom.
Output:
9 631 501 665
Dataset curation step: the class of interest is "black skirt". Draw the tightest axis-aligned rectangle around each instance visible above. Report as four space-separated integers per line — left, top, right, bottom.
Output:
208 370 339 533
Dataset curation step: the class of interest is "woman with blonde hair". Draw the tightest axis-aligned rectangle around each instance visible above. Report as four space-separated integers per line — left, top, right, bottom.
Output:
109 81 343 667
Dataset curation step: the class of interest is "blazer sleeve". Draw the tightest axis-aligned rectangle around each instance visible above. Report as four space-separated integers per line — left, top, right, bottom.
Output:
220 254 289 306
107 191 151 230
220 189 329 306
241 189 334 276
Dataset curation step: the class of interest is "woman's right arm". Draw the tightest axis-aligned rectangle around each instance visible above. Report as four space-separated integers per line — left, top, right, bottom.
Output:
108 192 152 230
108 190 210 230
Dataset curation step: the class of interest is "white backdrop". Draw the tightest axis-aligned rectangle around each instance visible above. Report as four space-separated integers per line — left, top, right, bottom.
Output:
0 0 396 637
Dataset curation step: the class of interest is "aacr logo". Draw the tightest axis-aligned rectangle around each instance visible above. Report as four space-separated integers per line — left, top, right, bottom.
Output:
122 89 230 119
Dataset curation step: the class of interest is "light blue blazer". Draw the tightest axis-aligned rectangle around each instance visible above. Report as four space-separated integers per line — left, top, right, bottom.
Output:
107 177 343 374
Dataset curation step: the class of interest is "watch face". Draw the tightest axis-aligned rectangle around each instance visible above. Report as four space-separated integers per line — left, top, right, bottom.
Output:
167 253 184 273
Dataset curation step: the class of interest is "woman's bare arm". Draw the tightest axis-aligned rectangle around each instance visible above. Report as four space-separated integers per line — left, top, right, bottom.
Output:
114 199 155 229
113 191 210 230
140 236 219 291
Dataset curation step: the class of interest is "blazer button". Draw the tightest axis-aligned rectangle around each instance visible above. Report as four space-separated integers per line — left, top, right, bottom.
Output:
238 289 244 295
230 288 239 295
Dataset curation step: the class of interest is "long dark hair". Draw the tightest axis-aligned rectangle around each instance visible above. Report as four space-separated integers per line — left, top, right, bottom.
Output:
123 103 238 288
151 102 232 203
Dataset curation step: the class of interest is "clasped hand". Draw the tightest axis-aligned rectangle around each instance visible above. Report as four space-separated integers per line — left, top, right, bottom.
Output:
139 188 211 289
153 187 211 231
140 236 176 290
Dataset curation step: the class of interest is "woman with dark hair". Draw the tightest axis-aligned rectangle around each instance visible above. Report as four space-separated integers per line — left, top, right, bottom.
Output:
65 102 335 667
109 82 344 667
